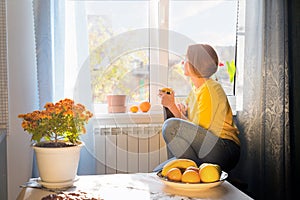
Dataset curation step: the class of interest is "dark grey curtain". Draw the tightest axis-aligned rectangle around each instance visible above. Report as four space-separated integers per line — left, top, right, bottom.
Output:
232 0 291 199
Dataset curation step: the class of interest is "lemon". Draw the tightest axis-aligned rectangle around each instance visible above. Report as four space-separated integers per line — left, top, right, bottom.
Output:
199 163 221 183
181 169 201 183
129 105 139 113
186 166 199 173
166 167 182 182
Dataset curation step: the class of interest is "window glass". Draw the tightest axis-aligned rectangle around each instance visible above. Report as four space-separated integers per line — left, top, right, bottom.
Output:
70 0 240 114
169 0 238 97
86 1 150 104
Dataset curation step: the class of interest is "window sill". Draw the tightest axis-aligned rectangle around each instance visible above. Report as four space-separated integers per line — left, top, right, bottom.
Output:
93 96 237 126
93 111 165 126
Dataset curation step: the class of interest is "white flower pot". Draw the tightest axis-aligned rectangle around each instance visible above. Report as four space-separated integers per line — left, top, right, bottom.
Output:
33 141 84 185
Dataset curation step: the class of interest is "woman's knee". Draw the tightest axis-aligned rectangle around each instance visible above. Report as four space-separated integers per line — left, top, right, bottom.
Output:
162 118 181 142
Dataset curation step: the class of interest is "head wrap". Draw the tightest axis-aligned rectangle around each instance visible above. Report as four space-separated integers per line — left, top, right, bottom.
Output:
186 44 219 78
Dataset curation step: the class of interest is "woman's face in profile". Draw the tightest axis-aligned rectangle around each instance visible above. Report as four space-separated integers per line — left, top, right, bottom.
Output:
183 58 196 78
183 62 189 77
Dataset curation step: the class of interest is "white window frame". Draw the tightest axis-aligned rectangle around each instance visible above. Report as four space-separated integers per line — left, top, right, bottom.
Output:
92 0 245 125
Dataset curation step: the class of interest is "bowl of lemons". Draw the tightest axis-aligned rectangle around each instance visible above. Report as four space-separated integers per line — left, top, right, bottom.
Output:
156 158 228 190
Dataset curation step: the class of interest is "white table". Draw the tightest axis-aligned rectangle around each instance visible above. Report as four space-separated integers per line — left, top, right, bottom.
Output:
17 173 253 200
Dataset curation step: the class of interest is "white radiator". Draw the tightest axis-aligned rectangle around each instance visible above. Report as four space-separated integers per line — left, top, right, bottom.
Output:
94 124 168 174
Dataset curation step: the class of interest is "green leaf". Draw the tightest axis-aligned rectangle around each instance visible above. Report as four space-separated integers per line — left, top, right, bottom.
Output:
226 60 236 83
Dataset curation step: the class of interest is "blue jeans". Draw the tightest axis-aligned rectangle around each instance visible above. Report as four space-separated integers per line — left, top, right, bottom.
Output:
161 118 240 172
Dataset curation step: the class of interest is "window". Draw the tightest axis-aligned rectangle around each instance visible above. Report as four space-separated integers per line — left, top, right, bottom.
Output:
86 1 150 104
168 0 238 97
62 0 244 120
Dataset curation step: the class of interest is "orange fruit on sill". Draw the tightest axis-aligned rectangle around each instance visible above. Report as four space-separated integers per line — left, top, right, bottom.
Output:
166 167 182 182
129 105 139 113
139 101 151 112
181 169 201 183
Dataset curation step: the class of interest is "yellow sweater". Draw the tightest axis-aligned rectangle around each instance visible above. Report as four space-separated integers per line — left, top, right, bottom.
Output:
186 79 240 145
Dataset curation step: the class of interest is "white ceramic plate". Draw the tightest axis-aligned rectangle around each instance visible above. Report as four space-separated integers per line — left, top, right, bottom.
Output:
37 176 79 189
157 171 228 190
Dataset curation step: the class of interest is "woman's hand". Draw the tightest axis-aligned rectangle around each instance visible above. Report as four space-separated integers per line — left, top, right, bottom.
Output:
158 90 176 109
177 103 188 116
158 89 188 120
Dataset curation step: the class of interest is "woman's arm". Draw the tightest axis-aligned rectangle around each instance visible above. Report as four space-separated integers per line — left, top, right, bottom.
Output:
168 103 188 119
159 91 188 120
177 103 188 117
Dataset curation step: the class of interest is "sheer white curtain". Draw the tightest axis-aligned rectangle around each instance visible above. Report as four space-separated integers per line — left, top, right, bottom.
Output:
32 0 95 175
64 1 95 175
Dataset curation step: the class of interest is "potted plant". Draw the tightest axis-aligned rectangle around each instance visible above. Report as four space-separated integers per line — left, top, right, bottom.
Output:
18 98 93 188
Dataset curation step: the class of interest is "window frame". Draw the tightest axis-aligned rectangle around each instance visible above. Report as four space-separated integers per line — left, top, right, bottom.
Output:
85 0 245 124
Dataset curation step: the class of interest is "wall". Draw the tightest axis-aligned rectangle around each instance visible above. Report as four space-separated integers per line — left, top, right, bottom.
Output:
7 0 39 199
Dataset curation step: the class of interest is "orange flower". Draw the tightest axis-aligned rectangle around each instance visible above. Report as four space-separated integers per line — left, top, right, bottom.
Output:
44 102 54 109
55 107 63 114
64 110 73 116
18 98 93 144
21 121 29 129
39 111 49 119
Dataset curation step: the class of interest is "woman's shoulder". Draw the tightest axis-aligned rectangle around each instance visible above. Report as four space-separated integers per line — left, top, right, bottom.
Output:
194 79 224 97
204 79 227 97
202 79 223 91
207 78 221 86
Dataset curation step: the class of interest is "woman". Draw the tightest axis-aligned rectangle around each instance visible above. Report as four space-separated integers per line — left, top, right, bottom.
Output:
158 44 240 172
